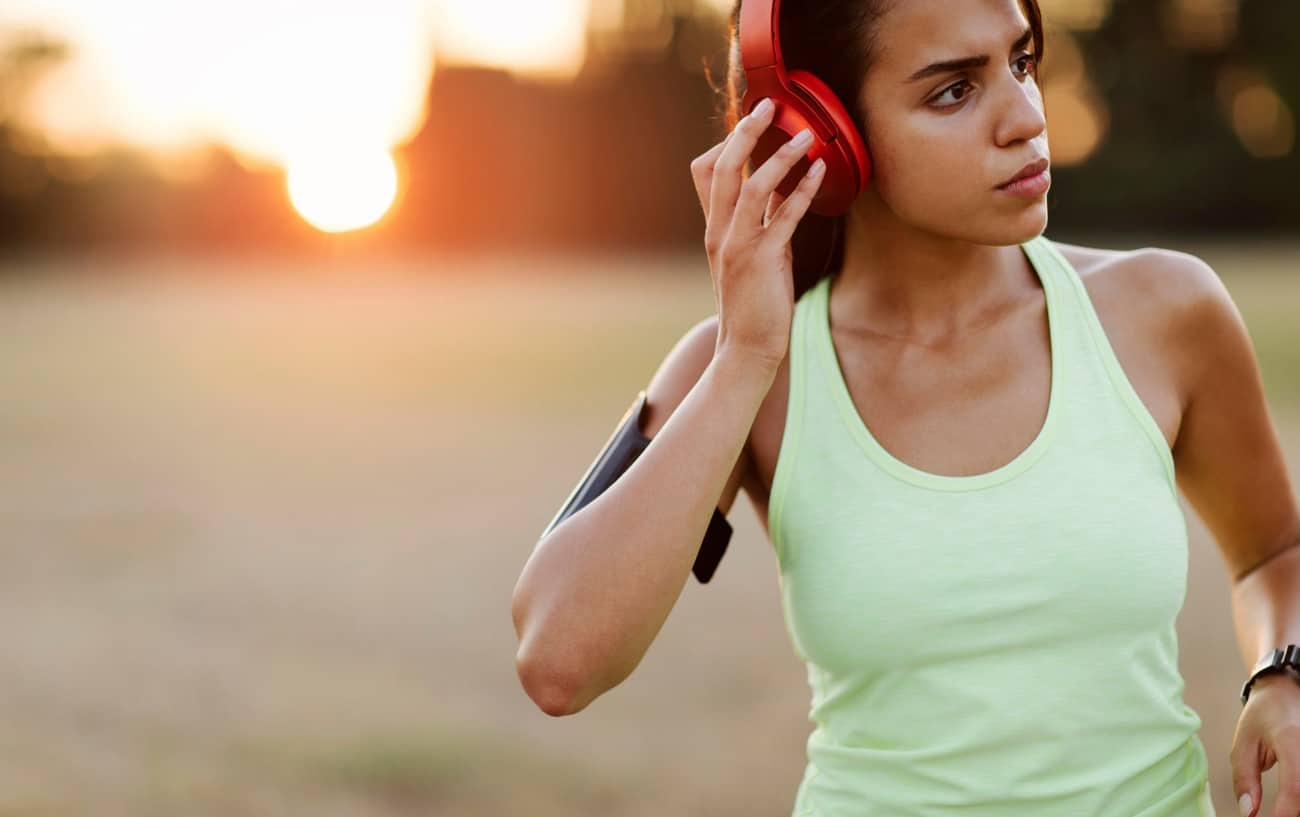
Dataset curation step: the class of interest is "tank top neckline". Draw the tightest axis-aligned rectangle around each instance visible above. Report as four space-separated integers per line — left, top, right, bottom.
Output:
809 235 1064 492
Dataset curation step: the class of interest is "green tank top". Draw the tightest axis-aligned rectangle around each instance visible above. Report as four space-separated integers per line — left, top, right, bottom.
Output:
768 234 1217 817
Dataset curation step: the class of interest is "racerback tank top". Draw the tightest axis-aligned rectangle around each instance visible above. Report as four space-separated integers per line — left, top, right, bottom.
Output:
768 234 1217 817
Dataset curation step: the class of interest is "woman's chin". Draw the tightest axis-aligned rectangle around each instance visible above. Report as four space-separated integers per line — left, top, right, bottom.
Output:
988 208 1049 245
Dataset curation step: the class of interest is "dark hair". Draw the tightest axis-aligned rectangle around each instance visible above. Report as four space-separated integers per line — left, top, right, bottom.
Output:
708 0 1045 302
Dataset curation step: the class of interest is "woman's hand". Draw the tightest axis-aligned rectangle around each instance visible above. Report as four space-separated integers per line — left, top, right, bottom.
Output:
1232 672 1300 816
689 97 825 368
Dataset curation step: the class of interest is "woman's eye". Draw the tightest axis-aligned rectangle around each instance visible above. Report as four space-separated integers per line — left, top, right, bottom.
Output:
929 54 1035 108
931 80 972 107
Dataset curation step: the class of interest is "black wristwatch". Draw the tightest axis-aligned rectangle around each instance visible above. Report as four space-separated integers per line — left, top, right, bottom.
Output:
1241 644 1300 705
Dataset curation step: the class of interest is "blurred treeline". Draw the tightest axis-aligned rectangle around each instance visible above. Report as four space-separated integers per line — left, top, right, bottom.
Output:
0 0 1297 254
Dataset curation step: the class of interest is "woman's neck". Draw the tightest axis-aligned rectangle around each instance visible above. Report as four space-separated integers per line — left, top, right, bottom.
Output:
831 200 1038 344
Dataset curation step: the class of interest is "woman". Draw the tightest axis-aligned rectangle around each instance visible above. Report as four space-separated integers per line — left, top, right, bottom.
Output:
511 2 1300 816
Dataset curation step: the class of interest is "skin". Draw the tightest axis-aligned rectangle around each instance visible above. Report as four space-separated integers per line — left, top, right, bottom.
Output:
670 0 1300 811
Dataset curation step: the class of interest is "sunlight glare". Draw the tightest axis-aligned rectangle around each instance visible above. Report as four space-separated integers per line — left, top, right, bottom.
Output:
433 0 588 79
286 146 399 233
2 0 433 170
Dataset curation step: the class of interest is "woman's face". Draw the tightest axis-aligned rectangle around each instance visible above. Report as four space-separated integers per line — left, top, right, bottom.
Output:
856 0 1050 245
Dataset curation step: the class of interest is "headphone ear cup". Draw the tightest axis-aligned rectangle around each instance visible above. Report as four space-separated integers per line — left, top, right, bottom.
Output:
786 69 872 215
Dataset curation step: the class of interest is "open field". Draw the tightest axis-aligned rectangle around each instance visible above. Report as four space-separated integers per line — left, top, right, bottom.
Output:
1 237 1298 816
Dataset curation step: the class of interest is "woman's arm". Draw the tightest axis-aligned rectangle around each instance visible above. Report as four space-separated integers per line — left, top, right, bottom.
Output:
512 315 771 717
1153 246 1300 817
1154 250 1300 670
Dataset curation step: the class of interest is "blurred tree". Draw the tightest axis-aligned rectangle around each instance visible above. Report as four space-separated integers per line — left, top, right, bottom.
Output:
1054 0 1299 231
0 32 69 238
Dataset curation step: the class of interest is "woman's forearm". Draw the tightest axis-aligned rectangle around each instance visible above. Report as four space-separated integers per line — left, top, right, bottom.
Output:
1231 538 1300 670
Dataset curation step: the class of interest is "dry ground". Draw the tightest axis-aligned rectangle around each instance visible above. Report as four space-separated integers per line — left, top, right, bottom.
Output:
1 237 1298 816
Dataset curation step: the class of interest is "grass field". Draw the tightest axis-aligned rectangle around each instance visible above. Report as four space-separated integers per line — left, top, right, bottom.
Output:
1 237 1298 817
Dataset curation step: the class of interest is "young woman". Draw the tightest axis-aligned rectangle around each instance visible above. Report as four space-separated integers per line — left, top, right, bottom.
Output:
512 2 1300 815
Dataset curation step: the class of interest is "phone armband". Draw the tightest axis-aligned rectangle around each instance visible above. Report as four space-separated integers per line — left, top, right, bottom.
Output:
539 389 732 583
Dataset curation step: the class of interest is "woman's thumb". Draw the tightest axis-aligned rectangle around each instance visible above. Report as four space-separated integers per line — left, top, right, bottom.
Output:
1232 739 1262 816
1238 790 1255 817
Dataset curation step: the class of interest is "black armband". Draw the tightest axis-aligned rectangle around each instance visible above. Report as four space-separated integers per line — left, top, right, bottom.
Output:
540 390 733 583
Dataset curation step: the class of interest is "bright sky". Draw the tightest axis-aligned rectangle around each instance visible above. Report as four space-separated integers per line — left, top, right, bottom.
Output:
0 0 593 169
0 0 1157 231
0 0 1118 168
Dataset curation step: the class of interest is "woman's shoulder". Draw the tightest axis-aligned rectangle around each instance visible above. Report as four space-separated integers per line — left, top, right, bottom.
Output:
1047 237 1238 411
1046 237 1223 308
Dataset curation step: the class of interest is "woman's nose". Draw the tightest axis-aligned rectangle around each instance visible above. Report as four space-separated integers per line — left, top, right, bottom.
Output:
995 74 1047 147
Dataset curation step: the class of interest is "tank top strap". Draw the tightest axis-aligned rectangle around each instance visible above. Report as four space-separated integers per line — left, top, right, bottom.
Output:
1025 235 1177 494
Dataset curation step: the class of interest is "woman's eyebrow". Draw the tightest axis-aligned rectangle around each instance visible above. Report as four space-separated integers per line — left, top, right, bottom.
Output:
905 25 1033 82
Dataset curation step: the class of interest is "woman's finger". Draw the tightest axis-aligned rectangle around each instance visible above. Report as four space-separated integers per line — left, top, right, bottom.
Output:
706 98 776 251
764 158 826 246
690 135 730 221
735 126 816 233
764 188 787 228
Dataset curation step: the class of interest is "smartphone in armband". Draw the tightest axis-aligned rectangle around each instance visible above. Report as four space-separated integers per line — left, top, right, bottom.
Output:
539 390 733 583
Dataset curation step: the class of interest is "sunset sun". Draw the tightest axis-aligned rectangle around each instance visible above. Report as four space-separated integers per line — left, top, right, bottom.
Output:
286 146 400 233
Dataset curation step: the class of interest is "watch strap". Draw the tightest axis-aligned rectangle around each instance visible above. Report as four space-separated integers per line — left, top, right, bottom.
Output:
1241 644 1300 705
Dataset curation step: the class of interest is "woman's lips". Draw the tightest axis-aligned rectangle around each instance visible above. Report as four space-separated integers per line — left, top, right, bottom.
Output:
997 168 1051 198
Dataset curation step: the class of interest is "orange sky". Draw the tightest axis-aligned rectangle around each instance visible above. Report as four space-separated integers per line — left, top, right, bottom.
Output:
0 0 617 171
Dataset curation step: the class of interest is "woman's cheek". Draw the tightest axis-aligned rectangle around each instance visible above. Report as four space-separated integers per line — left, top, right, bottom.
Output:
864 138 911 201
870 124 952 196
874 152 959 221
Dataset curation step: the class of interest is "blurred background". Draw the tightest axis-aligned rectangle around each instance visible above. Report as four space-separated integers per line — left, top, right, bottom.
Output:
0 0 1297 815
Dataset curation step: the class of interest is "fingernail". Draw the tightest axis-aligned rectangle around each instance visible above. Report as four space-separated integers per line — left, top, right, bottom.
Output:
1239 792 1252 816
753 98 773 118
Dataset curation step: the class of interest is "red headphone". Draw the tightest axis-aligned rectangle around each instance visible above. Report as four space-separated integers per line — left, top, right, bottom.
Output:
740 0 872 216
